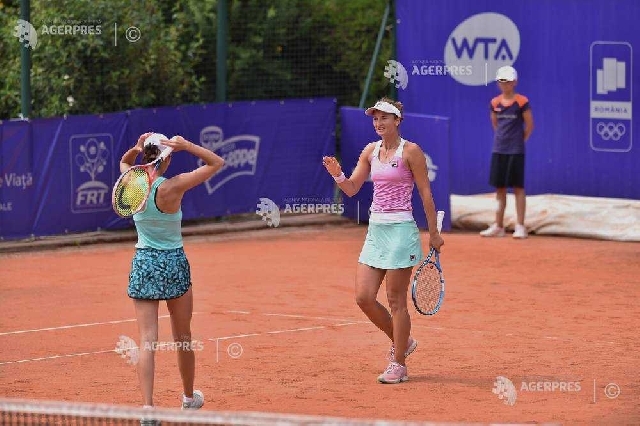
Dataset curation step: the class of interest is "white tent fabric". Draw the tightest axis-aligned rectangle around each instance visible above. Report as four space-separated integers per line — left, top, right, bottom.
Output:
451 193 640 242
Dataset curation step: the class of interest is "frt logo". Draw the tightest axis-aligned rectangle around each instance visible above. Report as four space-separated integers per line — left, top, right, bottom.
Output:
70 134 114 213
444 13 520 86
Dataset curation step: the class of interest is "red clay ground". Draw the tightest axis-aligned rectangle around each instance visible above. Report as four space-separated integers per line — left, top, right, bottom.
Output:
0 224 638 425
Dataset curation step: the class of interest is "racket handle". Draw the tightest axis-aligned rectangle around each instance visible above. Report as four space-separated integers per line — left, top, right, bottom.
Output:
436 210 445 233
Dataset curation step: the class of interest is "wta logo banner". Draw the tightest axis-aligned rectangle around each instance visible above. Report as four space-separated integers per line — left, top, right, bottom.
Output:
444 12 521 86
199 126 260 194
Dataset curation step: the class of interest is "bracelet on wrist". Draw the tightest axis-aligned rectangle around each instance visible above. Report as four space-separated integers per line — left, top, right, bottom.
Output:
333 172 346 183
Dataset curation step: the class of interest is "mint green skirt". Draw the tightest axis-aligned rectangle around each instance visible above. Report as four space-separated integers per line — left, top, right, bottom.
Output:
358 221 423 270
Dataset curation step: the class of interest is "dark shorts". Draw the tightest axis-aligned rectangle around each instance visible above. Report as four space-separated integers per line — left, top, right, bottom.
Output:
489 153 525 188
128 247 192 300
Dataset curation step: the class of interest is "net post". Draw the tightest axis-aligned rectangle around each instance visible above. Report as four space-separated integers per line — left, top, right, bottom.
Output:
389 0 397 100
359 1 391 109
20 0 32 119
216 0 229 103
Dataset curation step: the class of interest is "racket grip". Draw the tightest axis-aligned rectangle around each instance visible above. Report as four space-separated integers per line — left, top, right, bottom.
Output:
436 210 445 233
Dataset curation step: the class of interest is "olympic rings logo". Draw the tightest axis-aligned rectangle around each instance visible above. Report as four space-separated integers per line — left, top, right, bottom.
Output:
596 122 626 141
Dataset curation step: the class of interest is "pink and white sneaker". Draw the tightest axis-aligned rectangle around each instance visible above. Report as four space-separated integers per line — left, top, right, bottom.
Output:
387 337 418 362
377 362 408 384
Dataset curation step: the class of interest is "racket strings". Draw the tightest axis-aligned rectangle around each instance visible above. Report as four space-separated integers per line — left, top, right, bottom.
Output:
414 262 442 314
113 168 150 217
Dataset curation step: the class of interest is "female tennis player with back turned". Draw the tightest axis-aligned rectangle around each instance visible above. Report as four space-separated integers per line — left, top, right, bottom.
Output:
322 98 444 384
119 132 224 411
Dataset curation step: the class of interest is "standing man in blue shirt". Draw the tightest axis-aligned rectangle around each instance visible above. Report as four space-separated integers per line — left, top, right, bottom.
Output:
480 66 534 239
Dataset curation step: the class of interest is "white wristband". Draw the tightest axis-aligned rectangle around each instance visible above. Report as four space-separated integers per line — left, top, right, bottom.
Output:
333 172 346 183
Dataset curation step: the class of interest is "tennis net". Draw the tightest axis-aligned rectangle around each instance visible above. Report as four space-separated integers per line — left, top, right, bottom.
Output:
0 397 430 425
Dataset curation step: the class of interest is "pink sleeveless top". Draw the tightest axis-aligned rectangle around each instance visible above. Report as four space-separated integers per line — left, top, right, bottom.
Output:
369 139 414 214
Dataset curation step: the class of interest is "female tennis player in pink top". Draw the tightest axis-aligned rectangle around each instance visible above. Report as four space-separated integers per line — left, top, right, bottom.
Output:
322 97 444 384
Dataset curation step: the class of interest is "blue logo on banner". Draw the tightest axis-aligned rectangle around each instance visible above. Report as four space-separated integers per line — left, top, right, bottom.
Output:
199 126 260 194
590 42 633 152
70 134 113 213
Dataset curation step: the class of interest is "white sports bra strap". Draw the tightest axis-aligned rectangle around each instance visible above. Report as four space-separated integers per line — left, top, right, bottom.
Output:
395 138 406 157
372 140 383 157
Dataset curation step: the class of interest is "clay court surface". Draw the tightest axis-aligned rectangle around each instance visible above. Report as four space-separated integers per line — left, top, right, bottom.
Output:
0 223 638 425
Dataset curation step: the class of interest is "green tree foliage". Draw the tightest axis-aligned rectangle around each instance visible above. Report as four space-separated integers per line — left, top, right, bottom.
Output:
0 0 393 120
225 0 392 107
0 0 204 118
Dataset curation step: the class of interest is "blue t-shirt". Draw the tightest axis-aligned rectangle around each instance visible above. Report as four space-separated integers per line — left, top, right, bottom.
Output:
490 93 530 154
133 177 183 250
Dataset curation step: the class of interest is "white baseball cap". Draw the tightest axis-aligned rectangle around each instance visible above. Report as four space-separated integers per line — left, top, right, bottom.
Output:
144 133 169 151
365 101 402 118
496 66 518 82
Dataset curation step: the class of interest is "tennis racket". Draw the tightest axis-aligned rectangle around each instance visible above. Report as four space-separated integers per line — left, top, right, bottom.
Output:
411 210 445 316
111 146 173 218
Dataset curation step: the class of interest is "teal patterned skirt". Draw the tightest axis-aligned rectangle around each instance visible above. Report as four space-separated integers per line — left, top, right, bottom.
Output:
128 247 192 300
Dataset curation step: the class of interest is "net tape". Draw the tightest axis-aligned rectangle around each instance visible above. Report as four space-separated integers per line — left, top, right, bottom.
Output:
0 398 441 426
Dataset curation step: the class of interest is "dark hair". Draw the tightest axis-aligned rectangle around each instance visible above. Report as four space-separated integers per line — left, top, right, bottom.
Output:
142 145 161 163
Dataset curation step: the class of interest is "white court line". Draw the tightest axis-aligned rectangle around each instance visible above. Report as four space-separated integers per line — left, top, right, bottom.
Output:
260 312 369 324
0 311 352 336
215 333 261 340
0 350 116 366
266 326 326 334
0 313 202 336
0 310 619 347
0 322 363 366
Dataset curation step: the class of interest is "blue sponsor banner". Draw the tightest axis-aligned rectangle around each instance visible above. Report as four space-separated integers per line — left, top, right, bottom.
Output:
0 121 33 239
30 113 125 236
340 107 451 231
396 0 639 199
0 98 336 240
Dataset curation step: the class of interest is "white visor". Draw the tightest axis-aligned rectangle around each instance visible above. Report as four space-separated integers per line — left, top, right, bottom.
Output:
144 133 169 152
365 101 402 118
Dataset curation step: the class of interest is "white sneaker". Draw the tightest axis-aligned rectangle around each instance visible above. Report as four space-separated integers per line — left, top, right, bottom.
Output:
181 390 204 410
513 224 528 239
480 223 505 237
140 406 160 425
